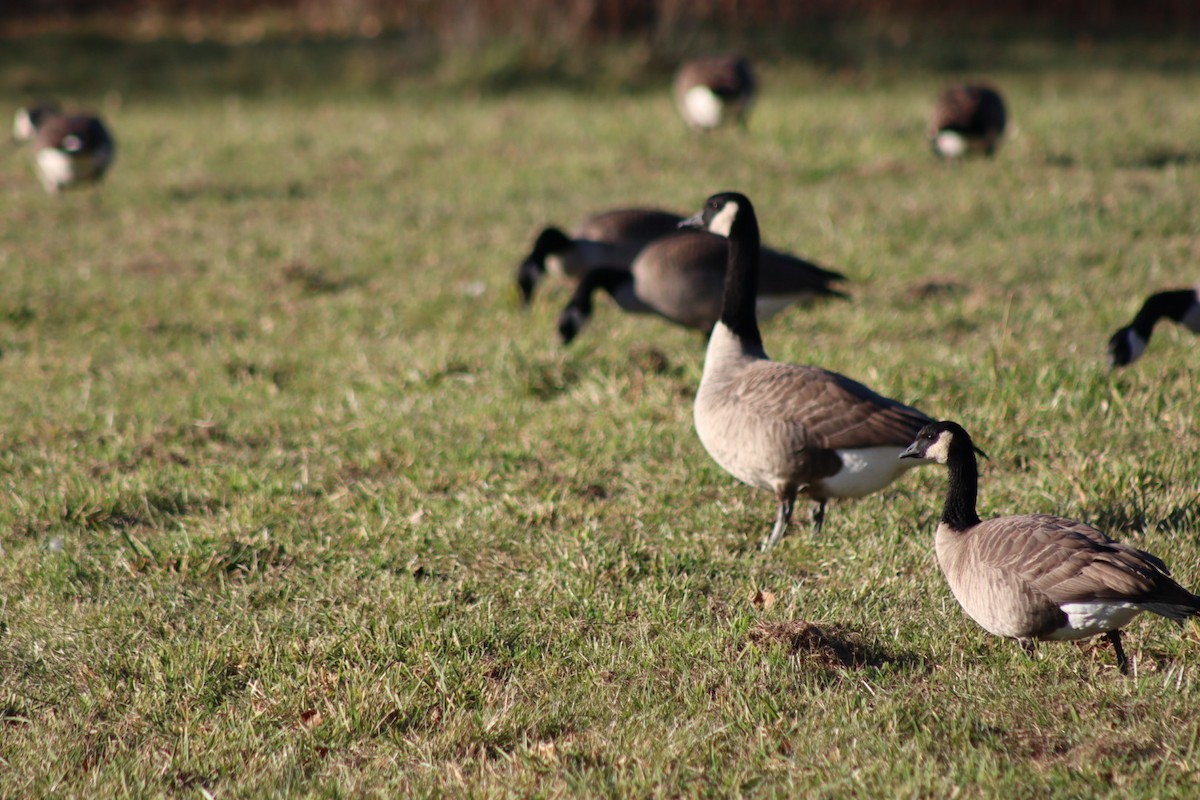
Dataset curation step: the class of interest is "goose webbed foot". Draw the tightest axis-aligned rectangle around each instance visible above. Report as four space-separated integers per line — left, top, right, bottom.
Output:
1018 638 1037 660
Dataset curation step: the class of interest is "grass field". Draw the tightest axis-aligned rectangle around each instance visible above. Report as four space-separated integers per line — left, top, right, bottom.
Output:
2 29 1200 797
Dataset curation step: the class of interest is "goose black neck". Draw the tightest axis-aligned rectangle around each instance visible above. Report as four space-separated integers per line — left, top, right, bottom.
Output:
571 268 632 315
1132 289 1198 336
719 207 763 348
941 441 981 531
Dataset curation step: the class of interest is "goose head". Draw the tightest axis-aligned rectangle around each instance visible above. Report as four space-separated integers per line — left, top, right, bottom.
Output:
679 191 753 239
900 420 987 464
1107 326 1145 368
516 227 572 305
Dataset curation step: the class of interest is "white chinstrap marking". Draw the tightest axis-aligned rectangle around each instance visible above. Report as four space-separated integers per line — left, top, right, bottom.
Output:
925 431 952 464
707 201 740 238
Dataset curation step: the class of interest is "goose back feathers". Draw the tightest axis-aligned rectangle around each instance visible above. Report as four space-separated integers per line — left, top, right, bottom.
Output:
556 230 845 344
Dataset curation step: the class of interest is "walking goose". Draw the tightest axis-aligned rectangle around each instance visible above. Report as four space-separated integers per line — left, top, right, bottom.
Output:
673 56 756 132
1107 286 1200 367
930 84 1007 158
684 191 933 550
900 420 1200 674
516 208 683 305
557 230 845 344
14 103 116 193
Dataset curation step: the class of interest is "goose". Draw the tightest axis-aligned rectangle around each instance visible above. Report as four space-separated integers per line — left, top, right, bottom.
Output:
673 56 756 132
900 420 1200 674
557 230 846 344
683 191 933 550
1107 286 1200 367
14 103 116 193
12 102 60 143
930 84 1007 158
516 208 684 305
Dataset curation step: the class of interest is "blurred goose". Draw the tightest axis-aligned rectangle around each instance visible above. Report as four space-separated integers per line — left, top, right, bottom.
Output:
516 208 683 305
1107 286 1200 367
557 230 845 344
900 420 1200 674
930 84 1007 158
683 191 932 550
674 56 756 132
14 103 116 193
12 102 60 142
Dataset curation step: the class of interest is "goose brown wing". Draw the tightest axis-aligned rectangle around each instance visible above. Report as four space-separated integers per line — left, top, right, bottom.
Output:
757 247 847 298
966 515 1174 605
573 209 683 243
729 362 932 449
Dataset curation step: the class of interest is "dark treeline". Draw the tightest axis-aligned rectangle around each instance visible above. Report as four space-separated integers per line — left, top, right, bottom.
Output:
6 1 1200 38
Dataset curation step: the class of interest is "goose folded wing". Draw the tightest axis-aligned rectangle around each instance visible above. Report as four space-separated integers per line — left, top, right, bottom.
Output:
969 517 1165 604
731 362 932 448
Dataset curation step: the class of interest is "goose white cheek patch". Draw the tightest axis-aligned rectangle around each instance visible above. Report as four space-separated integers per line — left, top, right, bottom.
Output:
707 202 740 238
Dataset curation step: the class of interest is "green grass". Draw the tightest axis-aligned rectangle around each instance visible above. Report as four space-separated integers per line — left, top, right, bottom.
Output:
2 32 1200 798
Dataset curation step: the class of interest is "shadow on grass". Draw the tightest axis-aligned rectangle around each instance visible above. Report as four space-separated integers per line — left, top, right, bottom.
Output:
1116 148 1200 169
749 619 922 672
1083 499 1200 535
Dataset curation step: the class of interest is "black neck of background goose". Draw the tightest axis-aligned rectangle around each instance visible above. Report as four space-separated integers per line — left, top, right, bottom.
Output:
571 268 633 315
1132 289 1198 337
719 204 763 348
942 437 982 531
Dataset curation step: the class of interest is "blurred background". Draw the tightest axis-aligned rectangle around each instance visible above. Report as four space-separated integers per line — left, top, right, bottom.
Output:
5 1 1200 99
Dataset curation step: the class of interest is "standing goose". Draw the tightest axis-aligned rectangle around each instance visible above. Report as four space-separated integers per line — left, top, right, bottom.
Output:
900 420 1200 674
15 103 116 193
684 192 933 550
930 84 1007 158
673 56 756 132
516 208 684 305
557 230 846 344
1107 285 1200 367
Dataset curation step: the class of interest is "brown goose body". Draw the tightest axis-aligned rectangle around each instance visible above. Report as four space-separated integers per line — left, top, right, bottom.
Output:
930 84 1007 158
25 109 116 192
696 337 933 503
517 208 683 304
674 56 756 131
901 420 1200 673
682 192 932 550
556 230 846 344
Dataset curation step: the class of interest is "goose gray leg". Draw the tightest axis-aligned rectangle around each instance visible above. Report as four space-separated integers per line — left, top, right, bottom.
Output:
1018 638 1036 660
1104 630 1129 675
811 501 827 534
761 496 795 552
